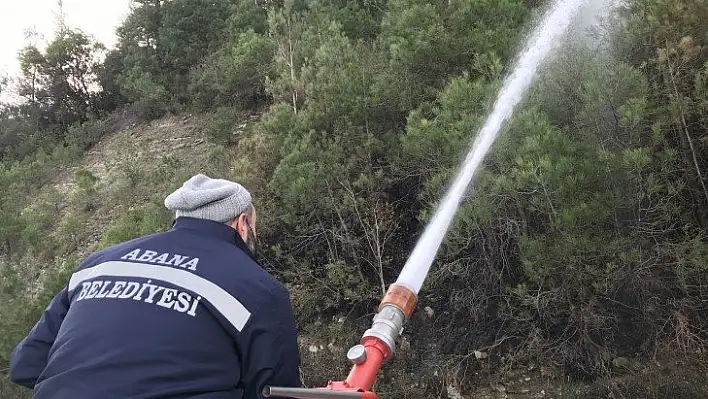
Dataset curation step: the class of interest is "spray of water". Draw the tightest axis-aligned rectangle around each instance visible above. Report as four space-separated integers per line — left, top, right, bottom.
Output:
395 0 589 294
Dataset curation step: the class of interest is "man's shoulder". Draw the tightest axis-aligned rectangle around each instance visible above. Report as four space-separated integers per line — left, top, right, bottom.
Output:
250 272 293 315
74 231 170 271
215 251 290 307
232 260 288 300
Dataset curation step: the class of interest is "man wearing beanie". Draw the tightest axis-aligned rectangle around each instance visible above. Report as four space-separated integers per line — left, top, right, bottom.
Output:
9 174 302 399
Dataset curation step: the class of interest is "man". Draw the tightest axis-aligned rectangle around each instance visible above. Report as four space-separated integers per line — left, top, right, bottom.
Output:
9 174 302 398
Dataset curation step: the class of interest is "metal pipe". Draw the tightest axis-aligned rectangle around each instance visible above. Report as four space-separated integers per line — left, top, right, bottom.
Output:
361 305 405 354
262 386 369 398
338 285 417 391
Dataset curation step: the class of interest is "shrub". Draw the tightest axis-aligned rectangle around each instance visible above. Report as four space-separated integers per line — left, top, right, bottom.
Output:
65 119 112 152
120 71 171 121
202 107 243 145
75 168 99 192
153 154 181 184
188 29 275 111
98 202 173 249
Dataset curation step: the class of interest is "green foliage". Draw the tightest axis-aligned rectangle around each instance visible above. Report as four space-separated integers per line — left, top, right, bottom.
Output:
75 168 99 192
119 70 171 120
0 262 24 353
201 107 243 145
158 0 232 76
19 197 58 257
0 28 108 161
65 119 112 152
115 0 256 113
0 254 78 398
228 0 269 35
95 49 128 113
18 29 105 129
374 0 528 112
98 202 173 249
189 29 275 111
299 32 380 130
153 154 181 183
311 0 380 41
399 73 498 176
3 0 708 395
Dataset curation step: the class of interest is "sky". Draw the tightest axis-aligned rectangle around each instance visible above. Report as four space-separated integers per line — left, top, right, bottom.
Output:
0 0 133 86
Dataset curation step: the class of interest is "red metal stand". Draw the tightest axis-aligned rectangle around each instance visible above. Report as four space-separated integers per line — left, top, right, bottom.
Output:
262 336 388 399
263 284 417 399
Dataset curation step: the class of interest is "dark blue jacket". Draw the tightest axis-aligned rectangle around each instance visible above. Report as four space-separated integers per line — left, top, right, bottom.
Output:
9 217 301 398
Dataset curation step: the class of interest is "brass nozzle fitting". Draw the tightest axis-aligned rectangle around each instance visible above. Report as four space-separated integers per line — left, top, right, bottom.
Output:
379 284 417 320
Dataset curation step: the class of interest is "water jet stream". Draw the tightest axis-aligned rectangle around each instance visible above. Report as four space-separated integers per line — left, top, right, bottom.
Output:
395 0 588 295
265 0 592 397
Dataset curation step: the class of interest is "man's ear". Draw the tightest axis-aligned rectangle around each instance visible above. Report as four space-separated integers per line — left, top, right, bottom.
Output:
233 213 249 237
227 217 240 232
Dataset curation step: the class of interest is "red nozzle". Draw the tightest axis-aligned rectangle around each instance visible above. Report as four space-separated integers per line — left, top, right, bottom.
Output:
262 337 387 398
265 285 417 398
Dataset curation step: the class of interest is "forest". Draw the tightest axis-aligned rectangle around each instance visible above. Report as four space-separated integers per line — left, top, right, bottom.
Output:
1 0 707 397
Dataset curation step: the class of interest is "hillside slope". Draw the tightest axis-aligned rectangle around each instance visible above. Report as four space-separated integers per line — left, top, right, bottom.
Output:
3 0 708 397
2 111 707 399
0 111 258 397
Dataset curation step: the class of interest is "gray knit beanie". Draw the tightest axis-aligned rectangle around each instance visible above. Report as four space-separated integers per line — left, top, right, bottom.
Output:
164 174 252 223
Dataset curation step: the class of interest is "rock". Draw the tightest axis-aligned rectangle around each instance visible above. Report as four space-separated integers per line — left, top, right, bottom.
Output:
540 366 559 378
399 336 411 351
490 382 506 393
613 357 630 368
474 350 488 359
446 385 464 399
424 306 435 318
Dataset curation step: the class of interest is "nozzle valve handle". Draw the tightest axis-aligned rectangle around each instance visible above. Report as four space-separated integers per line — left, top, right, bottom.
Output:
347 344 367 365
